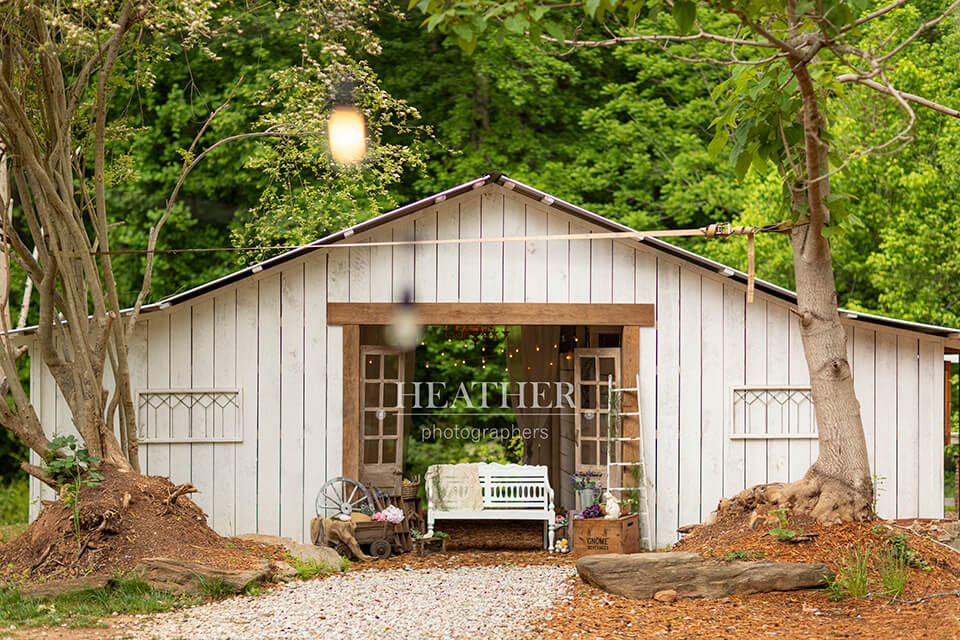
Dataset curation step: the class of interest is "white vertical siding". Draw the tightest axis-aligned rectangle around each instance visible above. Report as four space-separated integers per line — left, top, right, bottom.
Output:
766 304 790 483
655 260 681 545
874 330 898 517
302 257 328 542
190 299 216 521
722 284 747 499
280 266 306 540
235 281 260 534
521 201 545 304
699 277 724 516
678 269 701 526
480 191 503 303
212 289 237 534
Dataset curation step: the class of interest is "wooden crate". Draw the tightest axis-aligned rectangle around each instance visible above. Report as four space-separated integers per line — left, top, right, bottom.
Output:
572 514 640 558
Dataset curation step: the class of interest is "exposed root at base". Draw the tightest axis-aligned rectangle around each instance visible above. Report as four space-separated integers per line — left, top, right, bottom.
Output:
707 469 874 531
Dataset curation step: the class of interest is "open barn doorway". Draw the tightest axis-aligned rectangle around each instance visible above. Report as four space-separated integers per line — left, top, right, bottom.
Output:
356 324 627 512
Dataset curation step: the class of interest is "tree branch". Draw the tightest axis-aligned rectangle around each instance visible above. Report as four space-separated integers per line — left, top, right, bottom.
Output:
837 75 960 118
540 29 779 49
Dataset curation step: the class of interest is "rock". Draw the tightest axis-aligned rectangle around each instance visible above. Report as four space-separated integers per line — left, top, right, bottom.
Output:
577 552 833 600
135 557 271 594
653 589 677 602
21 575 111 599
236 533 342 567
270 560 299 580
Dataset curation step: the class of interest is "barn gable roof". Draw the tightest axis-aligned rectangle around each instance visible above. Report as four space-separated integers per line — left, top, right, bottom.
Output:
14 173 960 341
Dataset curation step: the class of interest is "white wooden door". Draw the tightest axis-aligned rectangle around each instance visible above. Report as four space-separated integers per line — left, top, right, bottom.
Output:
360 347 406 494
574 348 621 488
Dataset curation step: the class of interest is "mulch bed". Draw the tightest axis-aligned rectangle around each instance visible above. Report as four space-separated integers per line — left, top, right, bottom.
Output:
0 465 283 585
527 512 960 639
432 520 546 550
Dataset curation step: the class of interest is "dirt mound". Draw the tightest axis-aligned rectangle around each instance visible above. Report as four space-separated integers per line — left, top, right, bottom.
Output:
674 509 960 598
0 465 282 583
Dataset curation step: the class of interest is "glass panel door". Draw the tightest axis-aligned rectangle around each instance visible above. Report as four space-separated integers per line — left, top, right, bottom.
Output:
574 348 621 489
359 347 406 494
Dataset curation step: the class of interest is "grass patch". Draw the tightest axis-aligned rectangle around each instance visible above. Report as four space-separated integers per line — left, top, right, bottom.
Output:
0 575 203 629
826 545 871 600
0 477 27 527
285 554 351 580
876 548 909 597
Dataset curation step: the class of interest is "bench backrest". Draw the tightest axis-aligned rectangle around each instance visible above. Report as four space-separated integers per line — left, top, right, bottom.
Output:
477 463 553 510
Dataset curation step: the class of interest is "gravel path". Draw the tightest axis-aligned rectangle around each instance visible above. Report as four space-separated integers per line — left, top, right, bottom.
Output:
134 564 573 640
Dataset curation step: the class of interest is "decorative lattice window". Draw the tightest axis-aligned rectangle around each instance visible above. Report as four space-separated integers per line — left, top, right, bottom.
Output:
137 389 242 443
731 386 817 440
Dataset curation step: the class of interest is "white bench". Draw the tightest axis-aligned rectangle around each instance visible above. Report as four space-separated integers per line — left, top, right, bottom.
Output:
426 463 556 551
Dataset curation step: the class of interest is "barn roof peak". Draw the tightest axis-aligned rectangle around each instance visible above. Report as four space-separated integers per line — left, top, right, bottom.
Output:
11 173 960 341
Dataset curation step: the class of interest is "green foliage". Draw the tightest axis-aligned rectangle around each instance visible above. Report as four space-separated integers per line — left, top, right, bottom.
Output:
876 548 909 597
872 525 930 571
193 575 230 600
41 436 103 547
0 575 201 628
284 555 345 580
433 531 450 539
826 545 872 600
768 508 805 542
0 477 27 527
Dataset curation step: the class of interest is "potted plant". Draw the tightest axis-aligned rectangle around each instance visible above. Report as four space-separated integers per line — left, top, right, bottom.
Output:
572 471 602 508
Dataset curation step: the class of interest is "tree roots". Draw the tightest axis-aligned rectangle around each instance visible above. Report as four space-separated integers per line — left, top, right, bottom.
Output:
712 468 874 528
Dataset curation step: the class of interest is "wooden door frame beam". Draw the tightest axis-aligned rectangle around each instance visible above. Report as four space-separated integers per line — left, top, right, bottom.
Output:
328 303 655 327
343 325 360 481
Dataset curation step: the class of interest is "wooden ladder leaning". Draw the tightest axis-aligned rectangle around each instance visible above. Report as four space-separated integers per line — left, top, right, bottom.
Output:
606 373 653 551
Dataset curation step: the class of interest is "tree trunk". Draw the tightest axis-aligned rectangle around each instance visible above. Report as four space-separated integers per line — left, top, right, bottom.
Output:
716 59 874 525
783 224 874 523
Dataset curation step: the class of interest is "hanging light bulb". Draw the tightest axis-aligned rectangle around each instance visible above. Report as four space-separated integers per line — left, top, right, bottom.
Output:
328 106 366 164
387 290 423 351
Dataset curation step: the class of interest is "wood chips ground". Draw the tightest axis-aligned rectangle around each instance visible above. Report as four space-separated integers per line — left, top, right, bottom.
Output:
4 517 960 639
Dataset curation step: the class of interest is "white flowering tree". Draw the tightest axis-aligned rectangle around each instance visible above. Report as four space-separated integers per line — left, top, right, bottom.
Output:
0 0 419 486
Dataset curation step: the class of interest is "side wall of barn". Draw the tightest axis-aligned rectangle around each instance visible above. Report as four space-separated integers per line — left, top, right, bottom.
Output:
29 183 945 547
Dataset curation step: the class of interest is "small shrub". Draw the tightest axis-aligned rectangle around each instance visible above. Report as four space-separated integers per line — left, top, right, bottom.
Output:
876 548 909 597
768 508 805 542
338 556 352 573
284 554 339 580
883 530 929 571
827 545 871 600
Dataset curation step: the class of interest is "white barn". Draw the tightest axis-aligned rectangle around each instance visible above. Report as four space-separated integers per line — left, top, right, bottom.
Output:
25 173 958 548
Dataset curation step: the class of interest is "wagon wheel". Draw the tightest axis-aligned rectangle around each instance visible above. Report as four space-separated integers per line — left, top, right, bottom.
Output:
369 539 391 560
315 476 375 519
334 542 351 559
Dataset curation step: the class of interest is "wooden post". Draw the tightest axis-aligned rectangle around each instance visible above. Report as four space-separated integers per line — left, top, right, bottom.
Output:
342 325 360 480
947 361 954 447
